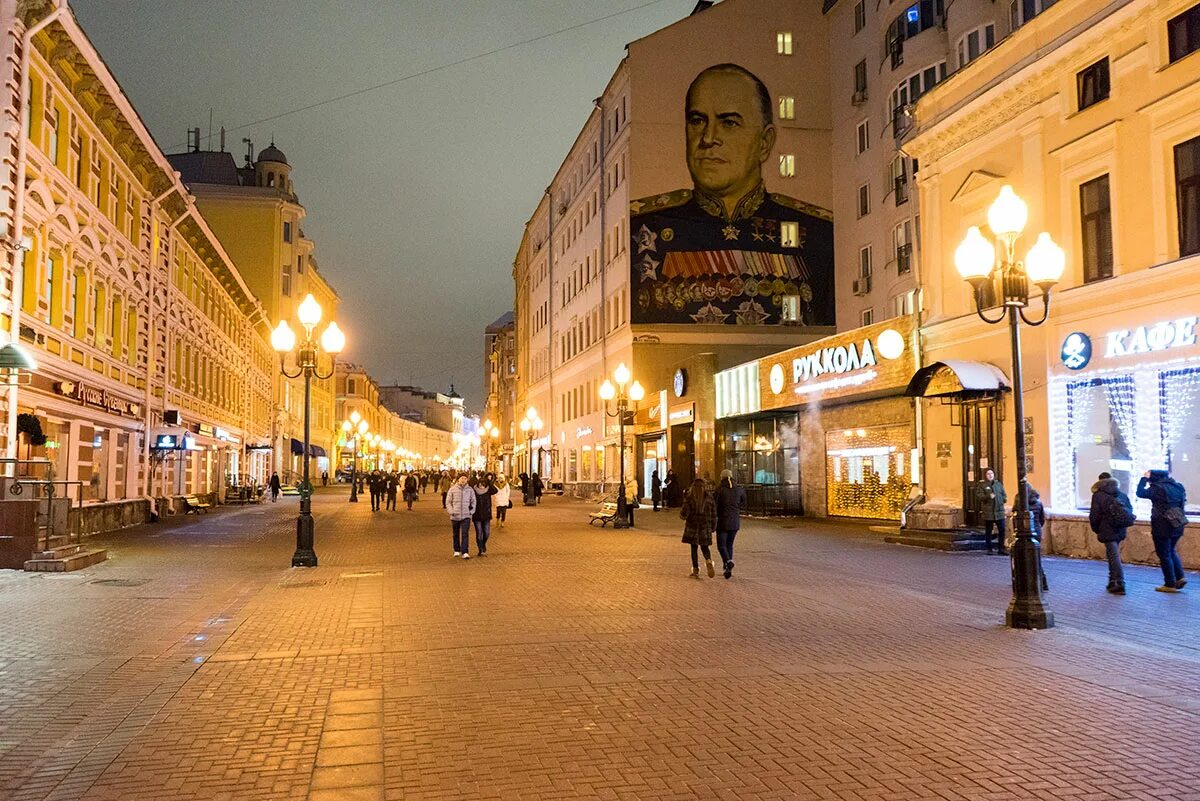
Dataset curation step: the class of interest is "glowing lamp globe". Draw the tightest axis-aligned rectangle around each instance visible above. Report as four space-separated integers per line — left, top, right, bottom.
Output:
1025 232 1066 286
955 226 996 282
342 420 352 433
270 321 296 353
297 294 323 328
320 321 345 354
629 380 645 402
357 420 368 435
520 418 531 433
599 379 616 401
987 185 1028 238
350 409 361 424
613 362 631 386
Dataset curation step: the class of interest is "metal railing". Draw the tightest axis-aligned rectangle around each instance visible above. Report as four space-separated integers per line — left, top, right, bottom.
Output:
0 458 84 548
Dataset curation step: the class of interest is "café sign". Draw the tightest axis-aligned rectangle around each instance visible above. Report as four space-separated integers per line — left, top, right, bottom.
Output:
1104 316 1196 359
56 381 141 417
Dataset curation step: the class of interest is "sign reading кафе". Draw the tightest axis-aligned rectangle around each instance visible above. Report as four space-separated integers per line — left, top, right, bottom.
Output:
757 316 916 411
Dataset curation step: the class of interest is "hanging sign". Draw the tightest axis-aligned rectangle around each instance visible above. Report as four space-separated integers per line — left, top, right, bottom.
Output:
55 381 141 417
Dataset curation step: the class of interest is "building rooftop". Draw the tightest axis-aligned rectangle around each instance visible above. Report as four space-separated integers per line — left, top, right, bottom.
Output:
165 150 248 186
486 311 515 332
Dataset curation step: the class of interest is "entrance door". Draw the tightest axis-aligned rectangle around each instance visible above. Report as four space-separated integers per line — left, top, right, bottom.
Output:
670 423 695 492
640 435 666 504
961 400 1003 526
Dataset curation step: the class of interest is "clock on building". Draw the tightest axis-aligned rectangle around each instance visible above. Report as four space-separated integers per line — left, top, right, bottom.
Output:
673 368 687 398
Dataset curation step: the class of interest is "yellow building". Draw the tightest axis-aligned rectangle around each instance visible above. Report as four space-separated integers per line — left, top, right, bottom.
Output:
0 1 275 525
168 142 341 482
905 0 1200 566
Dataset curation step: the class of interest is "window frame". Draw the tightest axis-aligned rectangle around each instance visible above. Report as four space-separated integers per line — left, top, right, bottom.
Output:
857 183 871 218
1168 3 1200 63
777 31 793 55
1076 57 1110 111
1079 173 1113 282
856 120 870 155
1175 134 1200 257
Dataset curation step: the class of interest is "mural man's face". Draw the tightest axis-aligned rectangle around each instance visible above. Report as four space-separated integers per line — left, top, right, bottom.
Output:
685 71 776 200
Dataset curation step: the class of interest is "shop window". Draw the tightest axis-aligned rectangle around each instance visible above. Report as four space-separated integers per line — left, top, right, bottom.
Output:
1067 377 1134 509
720 415 801 515
567 449 578 483
1168 4 1200 63
826 424 913 520
1161 368 1200 513
1175 134 1200 257
1079 174 1113 282
1076 58 1110 110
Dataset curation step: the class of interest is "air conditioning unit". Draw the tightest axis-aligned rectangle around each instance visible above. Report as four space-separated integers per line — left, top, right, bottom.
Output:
853 276 872 296
163 410 182 426
851 89 868 105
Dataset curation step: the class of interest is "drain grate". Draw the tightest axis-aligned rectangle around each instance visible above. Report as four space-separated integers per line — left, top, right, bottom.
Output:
91 578 151 587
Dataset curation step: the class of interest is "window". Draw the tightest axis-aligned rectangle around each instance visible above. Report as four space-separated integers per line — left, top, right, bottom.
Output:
1169 5 1200 63
894 220 913 273
1076 57 1110 110
1067 377 1134 509
1013 0 1058 29
859 246 873 278
1175 134 1200 256
777 31 793 55
348 378 357 395
853 0 866 33
283 221 292 243
778 96 795 120
281 263 292 297
886 0 945 68
853 60 868 95
49 108 60 166
956 24 996 68
297 254 305 274
860 308 874 326
857 183 871 217
890 289 916 318
892 156 910 204
1079 174 1113 282
890 62 947 135
780 221 800 248
856 121 870 154
779 154 795 177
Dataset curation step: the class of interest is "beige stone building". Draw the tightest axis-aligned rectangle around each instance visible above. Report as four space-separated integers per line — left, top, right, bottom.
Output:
0 0 275 533
513 0 836 499
335 363 454 474
905 0 1200 566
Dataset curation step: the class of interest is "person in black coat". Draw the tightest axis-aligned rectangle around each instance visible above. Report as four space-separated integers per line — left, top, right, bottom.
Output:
1136 469 1189 592
403 472 419 511
1026 482 1050 592
715 469 747 579
384 471 399 511
651 470 663 512
471 476 498 555
1089 472 1135 594
531 473 544 504
269 472 281 502
665 470 682 508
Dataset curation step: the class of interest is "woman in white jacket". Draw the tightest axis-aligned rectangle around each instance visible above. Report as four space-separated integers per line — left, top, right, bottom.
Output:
493 474 512 527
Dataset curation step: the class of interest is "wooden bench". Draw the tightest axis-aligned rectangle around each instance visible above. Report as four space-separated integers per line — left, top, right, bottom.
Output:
181 495 211 514
588 502 620 527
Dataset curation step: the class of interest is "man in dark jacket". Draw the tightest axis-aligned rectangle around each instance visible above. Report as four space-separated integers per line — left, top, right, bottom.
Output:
977 469 1007 555
1136 469 1189 592
384 472 399 511
403 473 419 511
1089 472 1135 594
715 469 747 579
651 470 663 512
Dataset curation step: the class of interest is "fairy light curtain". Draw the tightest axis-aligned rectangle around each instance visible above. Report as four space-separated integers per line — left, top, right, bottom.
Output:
1160 367 1200 464
1104 376 1138 471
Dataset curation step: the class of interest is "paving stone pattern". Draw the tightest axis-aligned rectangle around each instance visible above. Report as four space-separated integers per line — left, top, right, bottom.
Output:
0 489 1197 800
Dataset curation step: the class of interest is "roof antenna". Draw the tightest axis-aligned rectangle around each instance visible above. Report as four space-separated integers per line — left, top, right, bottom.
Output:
242 137 254 165
207 108 213 150
219 126 226 152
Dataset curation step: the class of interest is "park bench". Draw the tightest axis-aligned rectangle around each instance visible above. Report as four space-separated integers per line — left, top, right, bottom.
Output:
181 495 211 514
588 501 620 527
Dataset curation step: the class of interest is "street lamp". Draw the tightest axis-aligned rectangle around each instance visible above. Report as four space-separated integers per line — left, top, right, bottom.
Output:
383 440 395 470
518 407 542 502
481 419 501 472
271 293 344 567
599 362 644 530
341 412 368 503
955 184 1064 630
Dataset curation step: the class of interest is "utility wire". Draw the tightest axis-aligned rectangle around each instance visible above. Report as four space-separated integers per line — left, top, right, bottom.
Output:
167 0 673 151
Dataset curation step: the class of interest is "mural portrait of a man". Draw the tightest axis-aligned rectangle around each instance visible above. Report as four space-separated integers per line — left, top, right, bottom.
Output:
631 63 834 326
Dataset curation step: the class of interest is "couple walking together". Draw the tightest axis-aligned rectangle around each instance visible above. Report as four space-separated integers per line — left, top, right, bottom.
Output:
445 473 512 559
680 470 746 580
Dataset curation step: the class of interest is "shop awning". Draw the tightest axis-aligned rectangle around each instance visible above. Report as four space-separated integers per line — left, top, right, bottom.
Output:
310 444 327 458
905 360 1010 398
290 438 305 455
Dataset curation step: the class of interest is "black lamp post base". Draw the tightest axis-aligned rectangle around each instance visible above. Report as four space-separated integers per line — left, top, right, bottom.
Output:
292 514 318 567
1006 600 1054 629
1006 532 1053 629
348 492 358 503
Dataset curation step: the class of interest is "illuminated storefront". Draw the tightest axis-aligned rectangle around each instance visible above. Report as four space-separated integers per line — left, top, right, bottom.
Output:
1050 309 1200 516
715 316 918 519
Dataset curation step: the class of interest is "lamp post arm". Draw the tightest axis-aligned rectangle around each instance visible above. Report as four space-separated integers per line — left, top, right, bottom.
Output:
1017 291 1052 327
278 355 304 380
973 296 1008 326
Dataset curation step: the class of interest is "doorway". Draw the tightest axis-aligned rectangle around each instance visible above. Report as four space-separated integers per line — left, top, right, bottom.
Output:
670 423 695 492
959 399 1003 526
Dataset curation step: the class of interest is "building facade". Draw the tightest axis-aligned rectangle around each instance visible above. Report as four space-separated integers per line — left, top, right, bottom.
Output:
483 311 516 472
167 141 341 483
905 0 1200 566
0 0 274 523
336 363 455 474
513 0 836 497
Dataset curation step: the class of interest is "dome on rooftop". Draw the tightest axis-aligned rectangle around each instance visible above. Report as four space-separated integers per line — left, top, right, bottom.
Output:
256 143 288 165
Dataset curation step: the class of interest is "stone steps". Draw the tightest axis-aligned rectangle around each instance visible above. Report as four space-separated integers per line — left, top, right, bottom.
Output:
24 548 108 572
882 527 989 552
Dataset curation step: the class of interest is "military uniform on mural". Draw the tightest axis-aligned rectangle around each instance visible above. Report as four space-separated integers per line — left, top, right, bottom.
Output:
630 184 833 326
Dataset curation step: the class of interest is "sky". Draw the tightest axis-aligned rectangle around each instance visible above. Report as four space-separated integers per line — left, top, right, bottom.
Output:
70 0 693 414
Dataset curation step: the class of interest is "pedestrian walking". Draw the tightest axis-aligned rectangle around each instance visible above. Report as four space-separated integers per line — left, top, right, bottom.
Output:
977 468 1007 555
1137 469 1189 592
472 475 498 555
368 470 383 511
269 472 281 502
446 474 476 559
715 469 747 579
665 470 681 508
385 471 398 511
321 470 329 487
680 477 717 578
419 472 429 495
494 474 512 527
1089 472 1135 595
439 472 452 508
651 470 662 512
623 475 640 527
403 472 419 511
1025 482 1050 592
531 473 544 504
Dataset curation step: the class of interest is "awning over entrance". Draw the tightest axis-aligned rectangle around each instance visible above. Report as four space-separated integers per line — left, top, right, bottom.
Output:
290 438 327 458
905 360 1010 398
311 444 327 458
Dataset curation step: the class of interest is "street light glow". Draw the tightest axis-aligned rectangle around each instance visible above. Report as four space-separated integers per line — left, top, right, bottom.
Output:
320 321 345 354
987 185 1027 238
297 293 323 329
270 321 296 353
1025 232 1066 285
954 226 995 281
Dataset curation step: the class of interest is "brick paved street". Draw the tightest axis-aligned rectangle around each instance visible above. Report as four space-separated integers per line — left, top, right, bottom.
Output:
0 489 1198 801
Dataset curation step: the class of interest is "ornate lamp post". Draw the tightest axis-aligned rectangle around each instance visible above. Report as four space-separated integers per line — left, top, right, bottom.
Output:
481 419 501 472
599 362 645 530
383 440 395 471
954 185 1065 630
518 408 542 504
271 293 344 567
341 412 368 503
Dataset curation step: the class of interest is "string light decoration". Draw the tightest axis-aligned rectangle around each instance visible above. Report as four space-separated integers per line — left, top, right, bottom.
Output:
824 424 911 520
